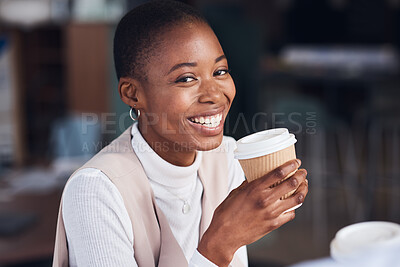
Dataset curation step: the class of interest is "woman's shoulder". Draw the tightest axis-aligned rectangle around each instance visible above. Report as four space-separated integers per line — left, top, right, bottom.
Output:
75 134 141 179
62 168 123 211
62 168 132 234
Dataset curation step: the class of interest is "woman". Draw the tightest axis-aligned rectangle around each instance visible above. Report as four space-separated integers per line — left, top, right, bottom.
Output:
53 1 309 266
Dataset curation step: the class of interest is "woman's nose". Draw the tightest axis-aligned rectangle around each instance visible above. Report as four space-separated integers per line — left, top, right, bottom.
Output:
198 79 224 104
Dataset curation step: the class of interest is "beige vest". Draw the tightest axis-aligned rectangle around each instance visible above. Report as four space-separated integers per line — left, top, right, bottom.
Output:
53 126 245 267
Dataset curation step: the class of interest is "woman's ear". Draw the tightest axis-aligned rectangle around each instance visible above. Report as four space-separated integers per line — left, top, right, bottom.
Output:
118 77 144 108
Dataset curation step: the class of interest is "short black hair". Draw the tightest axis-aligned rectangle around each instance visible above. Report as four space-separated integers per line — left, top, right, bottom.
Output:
113 0 209 80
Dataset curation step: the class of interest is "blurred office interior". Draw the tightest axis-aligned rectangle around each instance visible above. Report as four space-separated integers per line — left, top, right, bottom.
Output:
0 0 399 266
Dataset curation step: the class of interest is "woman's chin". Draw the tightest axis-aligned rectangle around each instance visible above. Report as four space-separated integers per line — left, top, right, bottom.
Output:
194 135 224 151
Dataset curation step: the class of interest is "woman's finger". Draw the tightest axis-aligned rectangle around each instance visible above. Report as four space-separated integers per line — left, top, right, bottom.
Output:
275 181 309 215
269 169 307 200
255 159 301 189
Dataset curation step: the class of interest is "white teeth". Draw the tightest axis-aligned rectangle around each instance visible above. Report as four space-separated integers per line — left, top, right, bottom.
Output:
189 113 223 128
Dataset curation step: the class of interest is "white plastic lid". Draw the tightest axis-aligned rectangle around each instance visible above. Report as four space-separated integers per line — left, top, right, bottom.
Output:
330 221 400 264
234 128 297 160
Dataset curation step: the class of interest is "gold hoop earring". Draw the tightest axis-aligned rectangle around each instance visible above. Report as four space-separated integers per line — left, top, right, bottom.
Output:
129 107 141 121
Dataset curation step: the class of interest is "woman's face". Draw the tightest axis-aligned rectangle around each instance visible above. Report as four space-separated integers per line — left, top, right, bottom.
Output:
137 22 235 162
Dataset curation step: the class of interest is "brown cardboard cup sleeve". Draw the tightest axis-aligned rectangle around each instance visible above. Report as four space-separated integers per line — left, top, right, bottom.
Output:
234 128 298 200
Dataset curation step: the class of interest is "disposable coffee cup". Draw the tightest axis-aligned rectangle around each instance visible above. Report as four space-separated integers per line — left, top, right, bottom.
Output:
330 221 400 264
234 128 299 201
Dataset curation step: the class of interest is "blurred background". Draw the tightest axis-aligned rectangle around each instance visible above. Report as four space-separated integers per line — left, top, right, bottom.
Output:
0 0 399 266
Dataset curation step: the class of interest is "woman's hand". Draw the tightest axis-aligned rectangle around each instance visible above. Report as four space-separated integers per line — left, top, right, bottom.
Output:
198 159 308 266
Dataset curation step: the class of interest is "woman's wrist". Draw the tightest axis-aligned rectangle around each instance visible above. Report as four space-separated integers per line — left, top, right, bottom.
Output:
198 230 238 267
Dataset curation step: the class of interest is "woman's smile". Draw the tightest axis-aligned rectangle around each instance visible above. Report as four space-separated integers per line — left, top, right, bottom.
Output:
186 106 225 136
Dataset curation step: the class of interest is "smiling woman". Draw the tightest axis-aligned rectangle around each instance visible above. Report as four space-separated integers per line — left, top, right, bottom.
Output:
52 1 308 267
119 21 235 166
119 23 235 166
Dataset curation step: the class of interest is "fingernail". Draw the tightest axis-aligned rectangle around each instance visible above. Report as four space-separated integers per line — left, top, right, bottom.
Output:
296 159 301 166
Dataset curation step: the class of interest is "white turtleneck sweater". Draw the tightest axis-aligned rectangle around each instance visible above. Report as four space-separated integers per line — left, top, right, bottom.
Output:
62 123 248 267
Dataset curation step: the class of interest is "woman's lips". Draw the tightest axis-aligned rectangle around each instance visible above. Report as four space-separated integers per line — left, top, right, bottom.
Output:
187 111 224 135
188 113 223 127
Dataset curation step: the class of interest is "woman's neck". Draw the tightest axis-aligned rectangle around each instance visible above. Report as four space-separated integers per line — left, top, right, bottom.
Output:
149 141 196 167
138 123 196 167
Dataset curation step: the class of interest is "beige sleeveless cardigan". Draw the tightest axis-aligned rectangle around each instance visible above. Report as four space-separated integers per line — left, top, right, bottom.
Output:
53 126 244 267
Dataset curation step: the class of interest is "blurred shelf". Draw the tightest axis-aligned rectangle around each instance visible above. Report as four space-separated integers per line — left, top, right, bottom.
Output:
2 23 113 166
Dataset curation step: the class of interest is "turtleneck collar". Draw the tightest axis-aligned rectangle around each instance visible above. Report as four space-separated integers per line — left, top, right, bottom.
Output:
130 123 202 188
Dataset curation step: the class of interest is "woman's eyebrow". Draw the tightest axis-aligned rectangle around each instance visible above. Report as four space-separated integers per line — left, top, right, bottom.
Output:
168 62 197 74
167 55 227 74
215 55 226 63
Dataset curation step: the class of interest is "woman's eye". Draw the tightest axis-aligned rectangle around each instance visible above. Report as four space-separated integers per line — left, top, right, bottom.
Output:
175 76 197 83
214 69 231 76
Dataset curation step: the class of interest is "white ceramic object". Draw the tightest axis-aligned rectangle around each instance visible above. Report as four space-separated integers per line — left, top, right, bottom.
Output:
330 221 400 264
